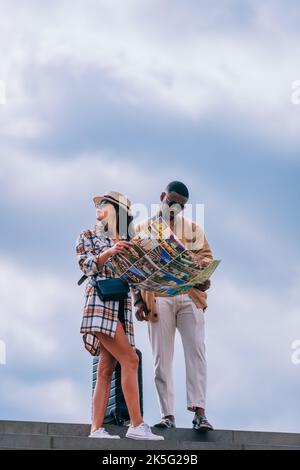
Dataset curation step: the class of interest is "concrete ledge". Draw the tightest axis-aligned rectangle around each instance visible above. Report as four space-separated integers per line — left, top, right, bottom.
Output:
0 433 51 450
233 430 300 447
52 436 242 451
0 420 300 450
243 444 300 451
0 420 48 436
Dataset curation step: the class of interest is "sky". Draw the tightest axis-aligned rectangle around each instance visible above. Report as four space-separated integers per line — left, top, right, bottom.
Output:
0 0 300 432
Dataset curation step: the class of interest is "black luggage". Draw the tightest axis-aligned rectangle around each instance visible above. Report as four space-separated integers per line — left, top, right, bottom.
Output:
92 348 143 425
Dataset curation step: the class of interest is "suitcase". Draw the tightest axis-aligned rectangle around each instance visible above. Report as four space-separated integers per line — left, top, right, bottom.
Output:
92 348 143 425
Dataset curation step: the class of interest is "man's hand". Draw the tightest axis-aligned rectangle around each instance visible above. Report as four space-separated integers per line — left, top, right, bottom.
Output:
193 279 211 292
195 258 211 268
135 300 150 322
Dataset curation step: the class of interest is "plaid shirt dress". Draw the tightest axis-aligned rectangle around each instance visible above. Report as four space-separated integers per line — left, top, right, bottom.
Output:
76 228 135 356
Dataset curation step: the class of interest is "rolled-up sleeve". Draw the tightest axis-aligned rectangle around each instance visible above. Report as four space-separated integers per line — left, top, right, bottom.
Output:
191 224 213 263
76 231 108 276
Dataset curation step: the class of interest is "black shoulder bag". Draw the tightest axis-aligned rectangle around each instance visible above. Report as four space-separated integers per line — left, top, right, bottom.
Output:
90 276 130 302
90 277 130 327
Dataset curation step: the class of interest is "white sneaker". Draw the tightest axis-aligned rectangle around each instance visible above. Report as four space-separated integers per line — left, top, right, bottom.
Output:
89 427 121 439
126 422 164 441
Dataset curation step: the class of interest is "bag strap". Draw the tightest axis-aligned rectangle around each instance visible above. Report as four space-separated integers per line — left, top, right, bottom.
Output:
118 298 126 332
77 274 87 286
77 236 113 286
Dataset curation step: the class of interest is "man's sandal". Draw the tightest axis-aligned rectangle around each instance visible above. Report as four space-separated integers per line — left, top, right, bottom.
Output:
154 418 176 429
192 415 214 431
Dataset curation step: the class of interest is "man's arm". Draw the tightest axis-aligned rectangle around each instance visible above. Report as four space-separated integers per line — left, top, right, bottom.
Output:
131 289 150 322
191 224 213 291
131 220 150 321
191 223 213 263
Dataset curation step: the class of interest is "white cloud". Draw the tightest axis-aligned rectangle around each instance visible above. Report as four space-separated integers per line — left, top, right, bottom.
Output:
2 117 48 139
0 247 299 430
0 148 153 209
0 253 93 423
0 0 300 147
1 377 90 422
205 272 300 432
135 269 300 432
0 256 66 360
0 253 89 367
1 147 297 274
0 0 298 428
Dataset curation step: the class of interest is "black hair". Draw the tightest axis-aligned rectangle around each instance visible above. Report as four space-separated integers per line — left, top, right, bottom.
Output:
112 203 134 241
166 181 189 199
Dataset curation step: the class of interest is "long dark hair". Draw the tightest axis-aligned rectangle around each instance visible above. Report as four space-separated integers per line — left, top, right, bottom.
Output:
113 203 134 241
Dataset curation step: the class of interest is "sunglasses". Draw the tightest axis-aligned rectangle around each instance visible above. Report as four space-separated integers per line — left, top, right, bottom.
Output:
165 195 185 210
95 200 109 207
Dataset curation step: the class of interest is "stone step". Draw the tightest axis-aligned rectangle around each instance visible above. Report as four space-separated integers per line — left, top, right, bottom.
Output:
0 420 300 450
1 432 300 450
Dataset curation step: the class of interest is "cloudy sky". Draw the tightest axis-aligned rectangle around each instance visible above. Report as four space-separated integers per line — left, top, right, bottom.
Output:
0 0 300 432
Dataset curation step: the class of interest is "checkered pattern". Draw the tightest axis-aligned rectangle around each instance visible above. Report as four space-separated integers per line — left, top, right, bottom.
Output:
76 228 135 356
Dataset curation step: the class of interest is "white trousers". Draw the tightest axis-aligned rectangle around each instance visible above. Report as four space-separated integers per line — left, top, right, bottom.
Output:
148 294 207 417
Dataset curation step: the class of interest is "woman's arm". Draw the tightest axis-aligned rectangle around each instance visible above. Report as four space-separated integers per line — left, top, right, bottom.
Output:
76 231 134 276
76 231 108 276
95 248 113 271
95 241 133 270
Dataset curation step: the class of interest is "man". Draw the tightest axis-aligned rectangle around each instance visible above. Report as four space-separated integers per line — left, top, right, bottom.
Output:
133 181 214 431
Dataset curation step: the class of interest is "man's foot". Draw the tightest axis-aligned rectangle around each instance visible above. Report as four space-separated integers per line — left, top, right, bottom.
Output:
192 414 214 431
154 415 176 428
89 427 121 439
126 422 164 440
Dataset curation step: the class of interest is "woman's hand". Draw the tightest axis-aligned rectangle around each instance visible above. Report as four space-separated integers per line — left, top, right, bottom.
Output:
109 241 133 256
96 241 132 270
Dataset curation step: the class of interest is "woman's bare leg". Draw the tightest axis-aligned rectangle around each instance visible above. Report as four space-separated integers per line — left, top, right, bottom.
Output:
91 345 117 432
96 321 143 427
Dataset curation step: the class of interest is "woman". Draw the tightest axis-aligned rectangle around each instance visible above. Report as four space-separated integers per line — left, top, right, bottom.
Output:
76 191 163 441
